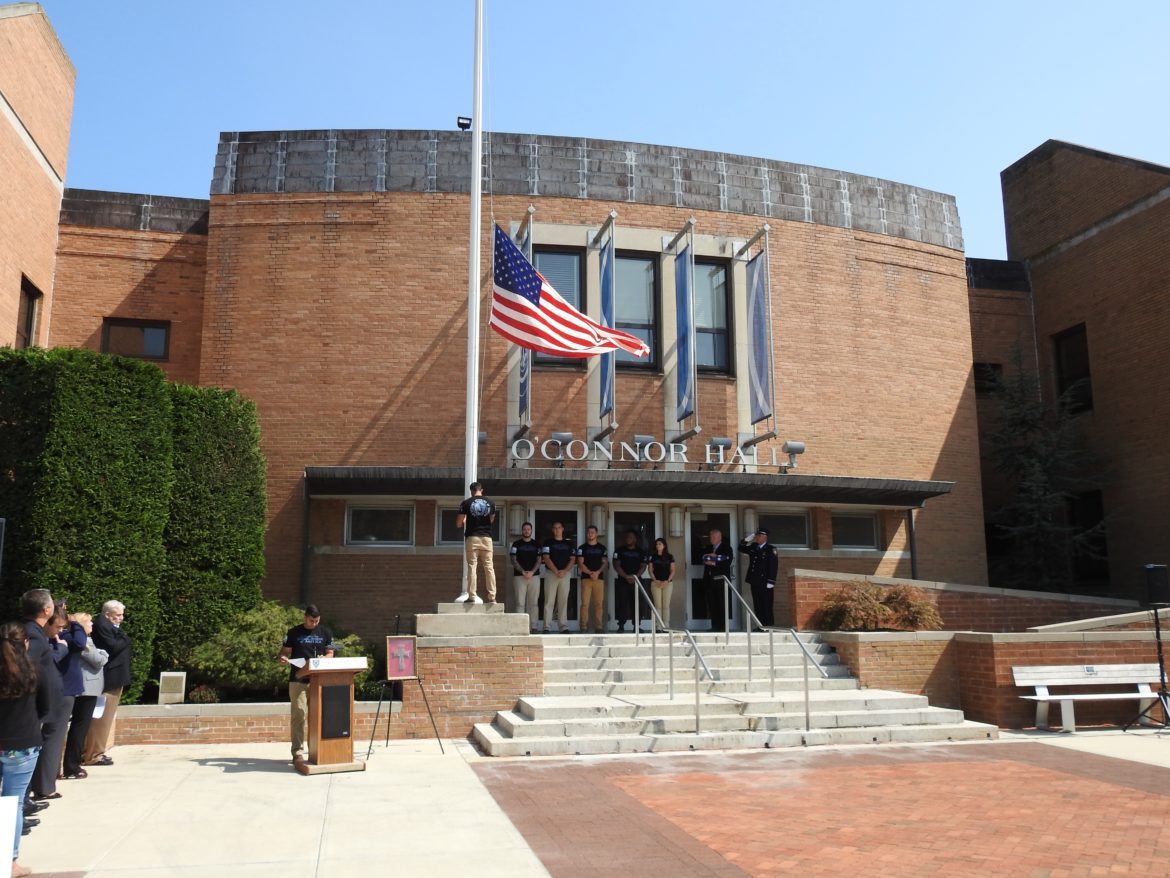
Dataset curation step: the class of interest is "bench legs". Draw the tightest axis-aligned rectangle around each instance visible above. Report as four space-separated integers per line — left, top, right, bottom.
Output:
1035 700 1076 733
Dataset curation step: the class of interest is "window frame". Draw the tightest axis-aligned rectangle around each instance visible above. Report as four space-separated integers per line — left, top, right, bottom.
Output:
101 317 172 361
532 245 587 368
1052 323 1093 414
830 513 879 550
615 250 660 371
15 277 42 350
693 258 732 375
756 510 811 549
436 504 505 546
344 504 415 547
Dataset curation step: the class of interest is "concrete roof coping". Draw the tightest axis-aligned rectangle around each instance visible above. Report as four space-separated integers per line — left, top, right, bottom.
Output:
119 701 400 718
953 630 1156 644
1029 607 1168 632
791 569 1138 607
417 635 540 648
819 631 957 643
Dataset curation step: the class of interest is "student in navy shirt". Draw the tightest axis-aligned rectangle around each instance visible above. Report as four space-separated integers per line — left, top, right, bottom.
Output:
541 522 576 634
648 538 677 630
612 531 646 633
576 526 609 634
278 605 333 763
510 522 542 633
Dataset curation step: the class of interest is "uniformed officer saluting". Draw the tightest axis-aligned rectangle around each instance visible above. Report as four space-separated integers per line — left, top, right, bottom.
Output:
740 528 779 629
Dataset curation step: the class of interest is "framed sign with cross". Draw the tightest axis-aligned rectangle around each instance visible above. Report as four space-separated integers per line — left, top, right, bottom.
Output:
385 635 418 681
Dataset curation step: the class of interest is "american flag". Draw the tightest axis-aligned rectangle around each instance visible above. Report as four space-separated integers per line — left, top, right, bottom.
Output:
489 225 649 358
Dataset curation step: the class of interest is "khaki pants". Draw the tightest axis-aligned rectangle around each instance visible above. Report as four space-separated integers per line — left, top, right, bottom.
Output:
651 580 674 628
289 681 310 759
513 574 541 630
544 572 571 631
82 686 123 763
579 578 605 633
465 536 497 600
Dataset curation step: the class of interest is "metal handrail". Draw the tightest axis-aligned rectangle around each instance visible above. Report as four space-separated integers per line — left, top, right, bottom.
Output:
788 626 831 732
632 577 712 732
716 575 775 698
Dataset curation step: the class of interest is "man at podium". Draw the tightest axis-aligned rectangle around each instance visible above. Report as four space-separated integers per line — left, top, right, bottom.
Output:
277 605 333 764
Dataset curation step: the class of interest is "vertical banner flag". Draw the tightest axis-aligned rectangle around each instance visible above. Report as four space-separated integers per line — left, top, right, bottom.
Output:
599 229 615 421
746 247 775 424
516 222 532 427
675 243 696 422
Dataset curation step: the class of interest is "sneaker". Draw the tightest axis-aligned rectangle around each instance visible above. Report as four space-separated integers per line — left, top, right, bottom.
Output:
454 591 470 603
470 595 484 605
543 628 551 633
560 628 571 634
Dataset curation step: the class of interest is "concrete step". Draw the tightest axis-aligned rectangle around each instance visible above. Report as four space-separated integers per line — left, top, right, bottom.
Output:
542 664 851 684
543 653 842 671
471 719 998 757
542 677 859 697
542 642 831 660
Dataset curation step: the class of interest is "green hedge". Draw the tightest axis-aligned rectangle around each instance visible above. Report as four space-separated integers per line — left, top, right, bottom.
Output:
155 385 266 668
0 348 172 702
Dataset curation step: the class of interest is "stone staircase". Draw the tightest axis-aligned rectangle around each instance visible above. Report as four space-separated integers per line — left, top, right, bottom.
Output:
472 632 997 756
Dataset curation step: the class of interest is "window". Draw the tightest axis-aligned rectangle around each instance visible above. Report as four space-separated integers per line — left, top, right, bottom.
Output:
831 513 878 549
533 248 583 365
102 318 170 360
345 506 413 546
438 507 503 544
758 512 809 548
694 261 730 372
973 362 1003 398
15 277 42 349
616 254 658 368
1053 324 1092 413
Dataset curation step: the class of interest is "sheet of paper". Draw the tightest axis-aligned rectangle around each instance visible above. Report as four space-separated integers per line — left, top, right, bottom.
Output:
288 658 306 668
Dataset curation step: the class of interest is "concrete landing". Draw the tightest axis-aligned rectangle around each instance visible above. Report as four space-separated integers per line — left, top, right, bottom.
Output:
417 605 531 636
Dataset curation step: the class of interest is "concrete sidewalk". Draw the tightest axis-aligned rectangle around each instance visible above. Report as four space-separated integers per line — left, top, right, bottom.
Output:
21 739 550 878
17 727 1170 877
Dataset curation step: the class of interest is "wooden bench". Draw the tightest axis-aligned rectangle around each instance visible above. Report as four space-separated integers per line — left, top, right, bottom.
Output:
1011 663 1161 732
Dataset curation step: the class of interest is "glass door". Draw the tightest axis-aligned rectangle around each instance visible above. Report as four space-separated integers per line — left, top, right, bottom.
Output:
610 506 662 632
531 506 584 632
687 508 738 630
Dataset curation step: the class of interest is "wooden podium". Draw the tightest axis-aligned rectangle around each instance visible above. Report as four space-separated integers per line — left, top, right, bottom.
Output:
296 656 368 775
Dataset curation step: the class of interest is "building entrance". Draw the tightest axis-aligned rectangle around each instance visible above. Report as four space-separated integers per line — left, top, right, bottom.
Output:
610 507 661 632
687 509 740 631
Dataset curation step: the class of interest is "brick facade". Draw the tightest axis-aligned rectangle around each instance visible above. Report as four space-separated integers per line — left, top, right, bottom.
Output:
114 638 542 744
788 570 1137 632
822 632 960 709
0 5 74 347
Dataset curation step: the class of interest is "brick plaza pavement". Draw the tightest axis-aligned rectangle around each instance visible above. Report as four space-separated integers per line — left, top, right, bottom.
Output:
473 739 1170 878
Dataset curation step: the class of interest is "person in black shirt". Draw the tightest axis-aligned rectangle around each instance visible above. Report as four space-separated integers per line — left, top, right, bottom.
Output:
702 529 734 632
612 530 646 633
541 522 576 634
278 605 333 764
648 538 677 630
456 481 497 604
576 525 608 634
741 529 779 628
510 522 542 633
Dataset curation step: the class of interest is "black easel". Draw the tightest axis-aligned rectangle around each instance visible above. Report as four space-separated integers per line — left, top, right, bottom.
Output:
1124 604 1170 731
366 618 444 757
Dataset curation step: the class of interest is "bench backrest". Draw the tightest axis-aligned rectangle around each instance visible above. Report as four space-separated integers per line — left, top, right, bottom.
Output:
1012 663 1160 688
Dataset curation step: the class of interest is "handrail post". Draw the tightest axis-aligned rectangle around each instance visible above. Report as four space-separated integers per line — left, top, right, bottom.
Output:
725 575 731 646
668 631 675 699
803 649 811 732
768 629 775 699
694 649 701 734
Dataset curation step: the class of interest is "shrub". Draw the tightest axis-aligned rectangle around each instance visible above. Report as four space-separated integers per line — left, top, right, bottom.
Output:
155 385 266 669
187 684 221 704
818 582 941 631
187 601 302 696
0 348 172 702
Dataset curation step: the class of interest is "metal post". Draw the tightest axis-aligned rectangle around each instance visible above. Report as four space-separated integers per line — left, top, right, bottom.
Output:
725 576 731 646
668 632 675 699
463 0 484 492
768 630 775 699
802 651 811 732
694 652 701 734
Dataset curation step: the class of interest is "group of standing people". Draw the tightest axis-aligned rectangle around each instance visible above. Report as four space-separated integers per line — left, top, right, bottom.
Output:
0 590 131 877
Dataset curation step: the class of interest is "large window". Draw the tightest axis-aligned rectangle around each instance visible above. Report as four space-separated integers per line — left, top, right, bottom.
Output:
757 512 809 548
616 254 658 368
694 261 730 372
1053 324 1092 413
438 507 503 544
102 318 170 360
533 248 583 365
831 513 878 549
346 506 413 546
15 277 42 349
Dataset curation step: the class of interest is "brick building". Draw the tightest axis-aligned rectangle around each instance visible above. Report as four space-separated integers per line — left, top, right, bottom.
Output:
967 141 1170 602
47 130 988 638
0 2 74 351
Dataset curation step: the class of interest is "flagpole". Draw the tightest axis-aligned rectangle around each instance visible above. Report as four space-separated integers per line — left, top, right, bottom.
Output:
464 0 484 489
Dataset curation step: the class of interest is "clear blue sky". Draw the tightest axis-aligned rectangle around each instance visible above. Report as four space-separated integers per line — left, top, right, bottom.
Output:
41 0 1170 259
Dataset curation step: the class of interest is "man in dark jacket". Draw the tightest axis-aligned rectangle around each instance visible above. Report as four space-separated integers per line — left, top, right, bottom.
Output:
82 600 131 767
701 529 734 632
740 529 779 628
22 589 61 807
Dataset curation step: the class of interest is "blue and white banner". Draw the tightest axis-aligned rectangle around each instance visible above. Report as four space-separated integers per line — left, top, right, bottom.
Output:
675 243 696 422
517 222 532 426
599 230 615 421
746 247 774 424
